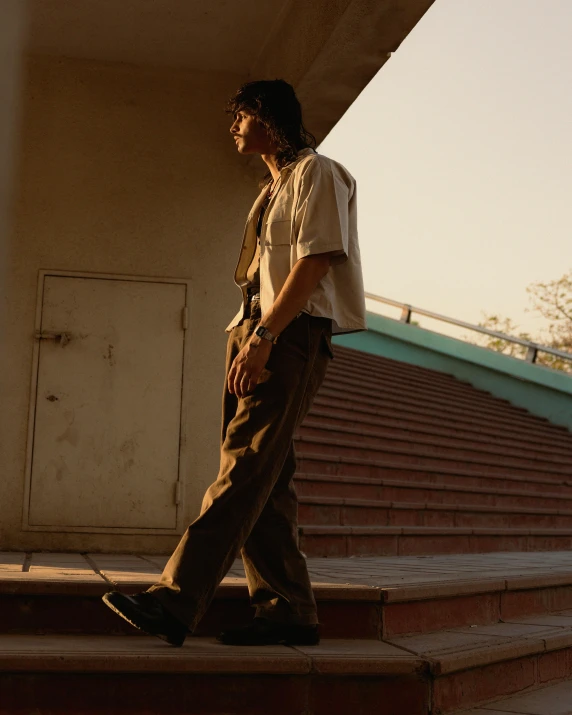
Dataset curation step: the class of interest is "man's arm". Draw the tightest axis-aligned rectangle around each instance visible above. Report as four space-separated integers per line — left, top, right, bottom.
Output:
227 252 334 398
256 252 332 338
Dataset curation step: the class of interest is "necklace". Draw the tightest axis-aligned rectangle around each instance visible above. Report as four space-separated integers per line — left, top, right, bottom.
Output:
267 175 281 199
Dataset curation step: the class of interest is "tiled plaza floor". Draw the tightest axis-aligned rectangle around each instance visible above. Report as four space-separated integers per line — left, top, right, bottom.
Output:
2 551 572 589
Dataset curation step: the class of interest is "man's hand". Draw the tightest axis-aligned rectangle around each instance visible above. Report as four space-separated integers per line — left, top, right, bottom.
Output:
228 337 273 398
227 252 335 398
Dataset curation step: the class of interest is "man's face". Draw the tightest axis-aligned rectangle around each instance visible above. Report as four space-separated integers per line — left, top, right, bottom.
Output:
230 109 273 155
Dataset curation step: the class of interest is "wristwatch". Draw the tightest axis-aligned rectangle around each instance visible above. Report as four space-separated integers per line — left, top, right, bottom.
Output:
255 325 277 344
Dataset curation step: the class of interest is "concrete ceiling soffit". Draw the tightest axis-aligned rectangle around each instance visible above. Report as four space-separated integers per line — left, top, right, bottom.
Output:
25 0 289 74
252 0 436 143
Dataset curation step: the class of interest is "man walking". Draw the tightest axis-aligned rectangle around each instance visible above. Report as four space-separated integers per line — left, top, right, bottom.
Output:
103 79 366 647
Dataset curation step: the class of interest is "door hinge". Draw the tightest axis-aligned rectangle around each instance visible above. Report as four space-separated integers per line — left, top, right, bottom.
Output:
181 306 188 330
174 482 183 505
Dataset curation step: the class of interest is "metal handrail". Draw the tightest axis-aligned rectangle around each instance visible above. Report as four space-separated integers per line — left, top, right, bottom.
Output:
364 292 572 365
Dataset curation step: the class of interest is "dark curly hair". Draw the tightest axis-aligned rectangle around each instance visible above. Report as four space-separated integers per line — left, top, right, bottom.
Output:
226 79 317 181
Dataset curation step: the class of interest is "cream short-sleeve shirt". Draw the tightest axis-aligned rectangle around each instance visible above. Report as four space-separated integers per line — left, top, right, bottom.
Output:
226 148 366 335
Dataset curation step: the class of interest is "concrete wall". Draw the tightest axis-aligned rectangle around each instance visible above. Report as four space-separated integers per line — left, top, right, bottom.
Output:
335 312 572 431
0 0 27 339
1 55 259 551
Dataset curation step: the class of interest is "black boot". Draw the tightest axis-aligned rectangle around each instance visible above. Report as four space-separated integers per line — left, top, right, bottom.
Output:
217 617 320 646
102 591 188 647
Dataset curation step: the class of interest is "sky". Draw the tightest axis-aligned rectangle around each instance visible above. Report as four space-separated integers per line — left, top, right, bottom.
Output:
320 0 571 341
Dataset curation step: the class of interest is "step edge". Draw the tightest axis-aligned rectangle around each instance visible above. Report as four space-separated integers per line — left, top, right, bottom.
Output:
0 635 426 676
295 471 572 500
295 433 572 474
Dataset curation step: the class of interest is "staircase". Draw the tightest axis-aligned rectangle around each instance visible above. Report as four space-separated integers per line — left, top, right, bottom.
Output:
295 345 572 557
3 552 572 713
3 348 572 713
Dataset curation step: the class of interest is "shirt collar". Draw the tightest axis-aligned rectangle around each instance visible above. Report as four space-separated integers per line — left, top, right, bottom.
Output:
280 147 316 174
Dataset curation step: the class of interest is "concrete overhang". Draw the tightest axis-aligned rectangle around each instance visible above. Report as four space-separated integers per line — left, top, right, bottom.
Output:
25 0 435 141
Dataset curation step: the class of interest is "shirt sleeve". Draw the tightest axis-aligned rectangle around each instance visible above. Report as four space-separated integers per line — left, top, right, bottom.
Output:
293 157 353 266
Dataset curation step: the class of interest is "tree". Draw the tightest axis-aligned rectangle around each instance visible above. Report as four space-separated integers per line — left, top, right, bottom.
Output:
468 270 572 374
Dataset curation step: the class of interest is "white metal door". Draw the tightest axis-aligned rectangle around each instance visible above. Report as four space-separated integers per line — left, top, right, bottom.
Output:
26 274 187 531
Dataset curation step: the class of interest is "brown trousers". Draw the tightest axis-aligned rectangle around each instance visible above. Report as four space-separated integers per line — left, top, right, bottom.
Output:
147 300 333 630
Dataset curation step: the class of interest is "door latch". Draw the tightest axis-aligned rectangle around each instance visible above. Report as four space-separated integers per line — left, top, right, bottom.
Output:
35 330 72 347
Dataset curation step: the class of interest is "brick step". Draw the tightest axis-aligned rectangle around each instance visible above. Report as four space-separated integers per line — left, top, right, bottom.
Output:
295 427 572 475
455 679 572 715
299 525 572 558
0 634 428 715
296 452 572 494
294 472 572 510
331 350 571 434
299 496 572 529
0 578 385 642
332 345 475 382
332 347 482 392
324 364 530 416
330 349 570 428
5 562 572 643
319 383 562 437
4 620 572 714
305 407 572 459
315 389 571 447
328 355 493 400
299 417 572 464
308 394 572 456
312 394 572 451
387 611 572 713
321 380 542 434
323 371 512 422
380 574 572 640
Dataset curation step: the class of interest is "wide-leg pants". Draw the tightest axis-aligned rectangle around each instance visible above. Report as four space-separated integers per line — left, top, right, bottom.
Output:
147 300 334 630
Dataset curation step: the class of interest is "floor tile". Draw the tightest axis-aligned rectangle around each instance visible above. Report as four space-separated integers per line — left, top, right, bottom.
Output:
477 679 572 714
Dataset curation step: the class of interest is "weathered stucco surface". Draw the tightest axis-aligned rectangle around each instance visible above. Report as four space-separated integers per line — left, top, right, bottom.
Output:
2 57 256 551
1 0 436 551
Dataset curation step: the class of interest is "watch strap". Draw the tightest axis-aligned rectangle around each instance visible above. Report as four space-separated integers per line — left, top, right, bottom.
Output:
255 325 277 343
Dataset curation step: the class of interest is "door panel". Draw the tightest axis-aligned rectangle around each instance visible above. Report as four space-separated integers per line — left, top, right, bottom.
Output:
28 275 186 529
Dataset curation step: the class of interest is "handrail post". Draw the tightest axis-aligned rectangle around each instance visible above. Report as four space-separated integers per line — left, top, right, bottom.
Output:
400 305 412 324
526 346 538 364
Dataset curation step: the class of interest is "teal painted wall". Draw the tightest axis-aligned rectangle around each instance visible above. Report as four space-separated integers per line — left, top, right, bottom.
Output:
334 312 572 431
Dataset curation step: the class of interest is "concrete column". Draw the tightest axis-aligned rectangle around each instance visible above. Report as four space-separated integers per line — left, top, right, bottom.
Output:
0 0 27 342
